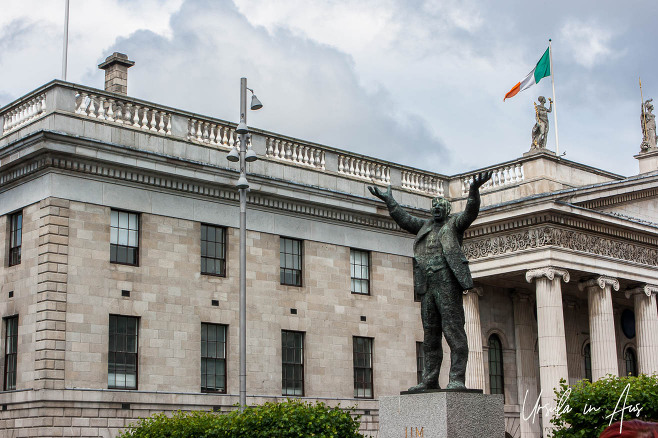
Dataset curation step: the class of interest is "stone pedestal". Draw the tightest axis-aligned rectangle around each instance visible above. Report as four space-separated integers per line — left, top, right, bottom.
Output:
379 391 504 438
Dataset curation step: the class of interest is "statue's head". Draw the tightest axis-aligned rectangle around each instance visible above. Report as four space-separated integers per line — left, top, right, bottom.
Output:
538 96 546 104
431 197 451 221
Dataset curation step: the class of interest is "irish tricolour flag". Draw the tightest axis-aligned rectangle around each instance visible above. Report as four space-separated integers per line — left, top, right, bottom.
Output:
504 47 551 100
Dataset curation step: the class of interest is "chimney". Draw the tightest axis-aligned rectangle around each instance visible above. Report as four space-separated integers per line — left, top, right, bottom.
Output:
98 52 135 95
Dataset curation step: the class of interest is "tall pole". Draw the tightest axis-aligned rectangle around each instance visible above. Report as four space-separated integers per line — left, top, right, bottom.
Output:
62 0 70 81
640 77 647 144
238 77 248 412
549 39 560 156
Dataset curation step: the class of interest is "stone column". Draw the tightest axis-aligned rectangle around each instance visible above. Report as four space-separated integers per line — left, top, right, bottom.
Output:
463 287 485 391
626 285 658 375
525 267 570 438
578 276 619 380
562 299 582 385
512 291 541 438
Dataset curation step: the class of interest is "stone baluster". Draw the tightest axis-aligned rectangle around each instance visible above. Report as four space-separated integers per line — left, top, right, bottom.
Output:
463 287 485 391
124 104 132 125
150 111 158 132
578 276 619 380
106 99 115 122
132 105 141 127
88 95 97 118
158 113 166 134
97 96 106 120
512 291 541 438
115 103 123 124
320 151 325 169
625 285 658 375
525 267 570 438
141 108 149 130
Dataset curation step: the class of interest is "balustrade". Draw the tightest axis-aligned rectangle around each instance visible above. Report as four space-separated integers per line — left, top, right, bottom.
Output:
187 118 237 148
2 94 47 135
461 163 524 193
401 170 445 196
337 155 389 184
74 91 172 135
267 137 326 170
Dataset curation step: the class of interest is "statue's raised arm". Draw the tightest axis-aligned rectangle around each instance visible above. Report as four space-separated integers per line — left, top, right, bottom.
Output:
368 185 424 235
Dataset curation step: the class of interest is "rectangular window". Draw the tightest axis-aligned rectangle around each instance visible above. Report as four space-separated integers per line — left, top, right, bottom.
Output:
108 315 138 389
350 249 370 294
280 237 302 286
281 330 304 396
353 336 373 398
110 210 139 266
8 211 23 266
4 316 18 391
201 323 227 393
201 224 227 277
416 341 425 384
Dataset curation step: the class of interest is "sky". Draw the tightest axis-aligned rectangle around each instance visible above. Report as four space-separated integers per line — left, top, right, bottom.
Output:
1 0 657 177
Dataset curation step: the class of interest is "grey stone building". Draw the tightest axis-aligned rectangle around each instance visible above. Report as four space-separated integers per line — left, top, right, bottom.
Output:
1 64 657 437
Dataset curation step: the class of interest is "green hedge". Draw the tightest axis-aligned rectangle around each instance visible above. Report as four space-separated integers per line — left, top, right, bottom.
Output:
550 374 658 438
118 399 367 438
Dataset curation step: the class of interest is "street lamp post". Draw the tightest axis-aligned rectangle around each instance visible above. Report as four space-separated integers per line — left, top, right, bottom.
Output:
227 77 262 411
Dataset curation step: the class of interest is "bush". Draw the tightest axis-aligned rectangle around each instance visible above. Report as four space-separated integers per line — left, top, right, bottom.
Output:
119 399 366 438
550 374 658 438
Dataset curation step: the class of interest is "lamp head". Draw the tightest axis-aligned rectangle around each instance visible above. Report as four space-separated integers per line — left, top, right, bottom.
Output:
250 94 263 111
245 148 257 162
227 147 240 162
236 175 249 189
236 121 248 134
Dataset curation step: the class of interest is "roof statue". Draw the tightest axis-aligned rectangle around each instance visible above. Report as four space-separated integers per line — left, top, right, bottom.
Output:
531 96 552 150
641 98 657 151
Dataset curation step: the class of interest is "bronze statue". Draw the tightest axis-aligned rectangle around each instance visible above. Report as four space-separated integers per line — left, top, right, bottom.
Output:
641 98 657 150
368 171 492 391
531 96 552 149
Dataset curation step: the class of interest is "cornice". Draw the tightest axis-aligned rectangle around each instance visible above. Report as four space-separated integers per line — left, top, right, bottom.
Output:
570 183 658 211
466 212 658 246
464 226 658 267
0 152 405 233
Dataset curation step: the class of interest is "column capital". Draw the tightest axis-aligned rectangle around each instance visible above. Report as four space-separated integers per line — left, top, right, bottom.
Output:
463 286 483 297
578 276 620 292
525 267 570 284
625 284 658 299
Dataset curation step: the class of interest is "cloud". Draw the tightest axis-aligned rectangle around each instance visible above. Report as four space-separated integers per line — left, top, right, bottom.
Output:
559 19 621 68
101 0 451 171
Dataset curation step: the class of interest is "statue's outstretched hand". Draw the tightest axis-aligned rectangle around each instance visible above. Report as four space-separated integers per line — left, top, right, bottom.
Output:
368 185 392 203
471 171 493 190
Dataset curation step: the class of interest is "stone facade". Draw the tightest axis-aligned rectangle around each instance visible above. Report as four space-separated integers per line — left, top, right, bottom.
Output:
1 81 658 437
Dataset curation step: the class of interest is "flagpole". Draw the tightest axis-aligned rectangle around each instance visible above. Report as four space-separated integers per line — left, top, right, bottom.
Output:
640 77 647 145
549 39 560 156
62 0 69 81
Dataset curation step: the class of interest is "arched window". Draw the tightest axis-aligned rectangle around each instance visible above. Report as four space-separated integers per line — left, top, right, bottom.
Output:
584 343 592 381
488 334 504 395
625 348 638 377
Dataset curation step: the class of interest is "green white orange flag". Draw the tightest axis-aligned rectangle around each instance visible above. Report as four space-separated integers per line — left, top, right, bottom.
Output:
504 47 551 100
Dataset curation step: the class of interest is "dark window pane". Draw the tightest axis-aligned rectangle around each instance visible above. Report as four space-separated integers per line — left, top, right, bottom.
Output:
108 315 138 389
353 337 373 398
201 225 227 276
110 210 139 266
9 212 23 266
488 335 504 395
201 323 227 392
282 331 304 396
280 238 302 286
